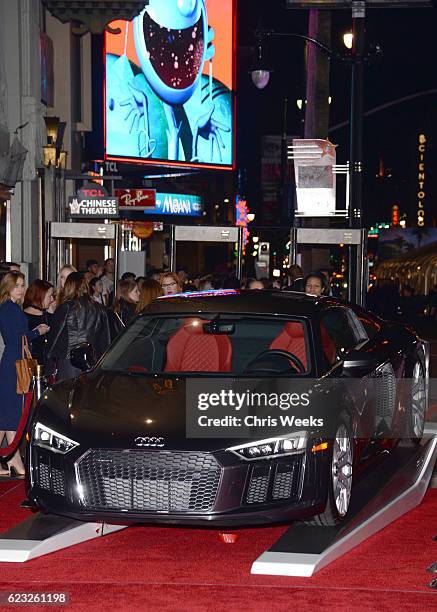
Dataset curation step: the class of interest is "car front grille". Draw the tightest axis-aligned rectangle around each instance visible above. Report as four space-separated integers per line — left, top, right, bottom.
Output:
244 456 303 505
36 452 66 498
76 449 222 513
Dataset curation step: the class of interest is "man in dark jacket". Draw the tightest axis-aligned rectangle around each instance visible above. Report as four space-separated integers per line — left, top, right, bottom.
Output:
284 265 304 292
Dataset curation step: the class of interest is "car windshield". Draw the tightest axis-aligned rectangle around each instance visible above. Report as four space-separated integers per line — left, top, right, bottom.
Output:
100 314 311 376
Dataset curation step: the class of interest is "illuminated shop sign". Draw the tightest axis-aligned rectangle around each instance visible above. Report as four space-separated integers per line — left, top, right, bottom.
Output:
391 204 399 227
68 196 119 218
142 192 202 217
116 188 156 209
417 134 426 227
235 196 250 253
104 0 236 170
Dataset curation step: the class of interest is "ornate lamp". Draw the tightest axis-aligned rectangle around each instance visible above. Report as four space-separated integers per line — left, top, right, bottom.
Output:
43 116 67 168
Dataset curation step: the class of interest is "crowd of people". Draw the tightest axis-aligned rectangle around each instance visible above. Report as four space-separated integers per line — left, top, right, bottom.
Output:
367 279 435 324
0 258 170 478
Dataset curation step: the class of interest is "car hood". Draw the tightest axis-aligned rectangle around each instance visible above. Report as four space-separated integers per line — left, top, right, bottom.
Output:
35 371 246 452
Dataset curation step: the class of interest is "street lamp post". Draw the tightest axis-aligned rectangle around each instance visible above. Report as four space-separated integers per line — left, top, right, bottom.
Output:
252 29 334 265
252 19 373 303
348 1 366 303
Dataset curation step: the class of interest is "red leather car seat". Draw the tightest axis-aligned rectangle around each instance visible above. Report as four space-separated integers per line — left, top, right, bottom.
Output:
164 318 232 372
269 322 308 370
320 322 337 365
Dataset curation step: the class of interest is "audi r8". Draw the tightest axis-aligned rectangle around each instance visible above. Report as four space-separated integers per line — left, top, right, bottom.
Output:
26 290 429 526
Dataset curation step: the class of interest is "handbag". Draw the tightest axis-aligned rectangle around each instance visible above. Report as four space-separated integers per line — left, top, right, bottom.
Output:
15 335 38 394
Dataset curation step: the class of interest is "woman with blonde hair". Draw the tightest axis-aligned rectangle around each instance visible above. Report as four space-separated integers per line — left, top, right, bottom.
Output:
136 279 162 312
159 271 182 295
46 272 110 381
55 264 77 306
0 272 49 477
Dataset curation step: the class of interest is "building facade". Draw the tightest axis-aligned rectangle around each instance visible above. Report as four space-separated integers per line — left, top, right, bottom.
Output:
0 0 91 282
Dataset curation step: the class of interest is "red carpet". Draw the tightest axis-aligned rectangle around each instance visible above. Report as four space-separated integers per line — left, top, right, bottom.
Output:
0 482 436 610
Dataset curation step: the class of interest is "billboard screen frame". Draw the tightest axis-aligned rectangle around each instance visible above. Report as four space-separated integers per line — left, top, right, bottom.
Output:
286 1 432 8
103 0 237 171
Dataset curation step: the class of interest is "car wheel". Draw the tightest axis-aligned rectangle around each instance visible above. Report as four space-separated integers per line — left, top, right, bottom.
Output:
409 361 426 442
305 418 354 527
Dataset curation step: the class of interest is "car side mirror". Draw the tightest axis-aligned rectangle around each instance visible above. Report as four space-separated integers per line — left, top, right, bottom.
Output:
70 343 96 372
342 349 379 371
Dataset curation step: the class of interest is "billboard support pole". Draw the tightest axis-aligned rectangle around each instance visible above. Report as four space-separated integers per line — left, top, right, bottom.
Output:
169 225 176 272
348 0 366 301
289 227 298 267
45 221 51 285
236 226 244 280
114 223 121 297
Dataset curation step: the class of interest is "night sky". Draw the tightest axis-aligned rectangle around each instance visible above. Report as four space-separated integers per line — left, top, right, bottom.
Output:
236 0 437 227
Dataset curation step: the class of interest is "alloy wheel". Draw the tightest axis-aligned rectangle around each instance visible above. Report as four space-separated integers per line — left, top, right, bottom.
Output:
331 424 353 517
411 362 426 438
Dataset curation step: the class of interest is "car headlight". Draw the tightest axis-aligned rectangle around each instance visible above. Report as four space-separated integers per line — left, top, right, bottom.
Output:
33 422 79 455
226 433 307 461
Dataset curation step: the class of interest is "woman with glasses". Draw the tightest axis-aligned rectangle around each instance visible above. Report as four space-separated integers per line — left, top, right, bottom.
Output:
159 272 182 296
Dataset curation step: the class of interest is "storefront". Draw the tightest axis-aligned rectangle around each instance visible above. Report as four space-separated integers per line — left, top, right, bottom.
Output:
116 189 204 275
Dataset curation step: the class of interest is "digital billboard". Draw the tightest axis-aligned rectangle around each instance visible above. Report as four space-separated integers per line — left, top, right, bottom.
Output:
105 0 235 170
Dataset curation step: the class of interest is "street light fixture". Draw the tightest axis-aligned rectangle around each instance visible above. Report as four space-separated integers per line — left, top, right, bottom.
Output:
251 29 334 90
252 13 380 303
343 31 353 49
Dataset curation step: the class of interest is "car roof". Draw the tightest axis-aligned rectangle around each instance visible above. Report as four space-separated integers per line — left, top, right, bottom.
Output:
143 289 346 318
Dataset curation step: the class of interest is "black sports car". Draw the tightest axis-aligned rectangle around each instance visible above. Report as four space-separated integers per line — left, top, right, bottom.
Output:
26 290 429 526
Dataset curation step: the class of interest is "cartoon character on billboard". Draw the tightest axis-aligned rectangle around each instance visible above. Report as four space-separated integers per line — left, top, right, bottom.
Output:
105 0 233 165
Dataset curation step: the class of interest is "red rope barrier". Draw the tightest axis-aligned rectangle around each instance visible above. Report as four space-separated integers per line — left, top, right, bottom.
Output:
0 391 34 459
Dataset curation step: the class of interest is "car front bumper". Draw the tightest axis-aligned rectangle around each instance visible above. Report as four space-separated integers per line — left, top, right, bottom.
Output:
27 445 329 527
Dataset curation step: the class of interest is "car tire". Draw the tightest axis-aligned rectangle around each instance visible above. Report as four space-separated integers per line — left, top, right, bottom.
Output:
305 415 354 527
408 360 426 443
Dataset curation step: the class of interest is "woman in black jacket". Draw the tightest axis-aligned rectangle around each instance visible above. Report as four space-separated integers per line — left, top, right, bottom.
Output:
109 278 140 340
46 272 110 381
23 279 55 366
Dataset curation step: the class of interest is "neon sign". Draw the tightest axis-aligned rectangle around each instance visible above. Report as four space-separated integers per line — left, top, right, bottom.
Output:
235 196 250 253
142 192 202 217
417 134 426 227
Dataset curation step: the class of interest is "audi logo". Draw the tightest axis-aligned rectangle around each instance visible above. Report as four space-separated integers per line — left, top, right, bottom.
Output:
134 436 165 447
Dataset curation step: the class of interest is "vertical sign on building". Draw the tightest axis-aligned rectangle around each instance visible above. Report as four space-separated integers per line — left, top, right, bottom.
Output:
235 196 250 253
391 204 399 227
417 134 426 227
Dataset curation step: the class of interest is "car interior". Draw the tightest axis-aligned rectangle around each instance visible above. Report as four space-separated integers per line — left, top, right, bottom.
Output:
101 315 318 375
